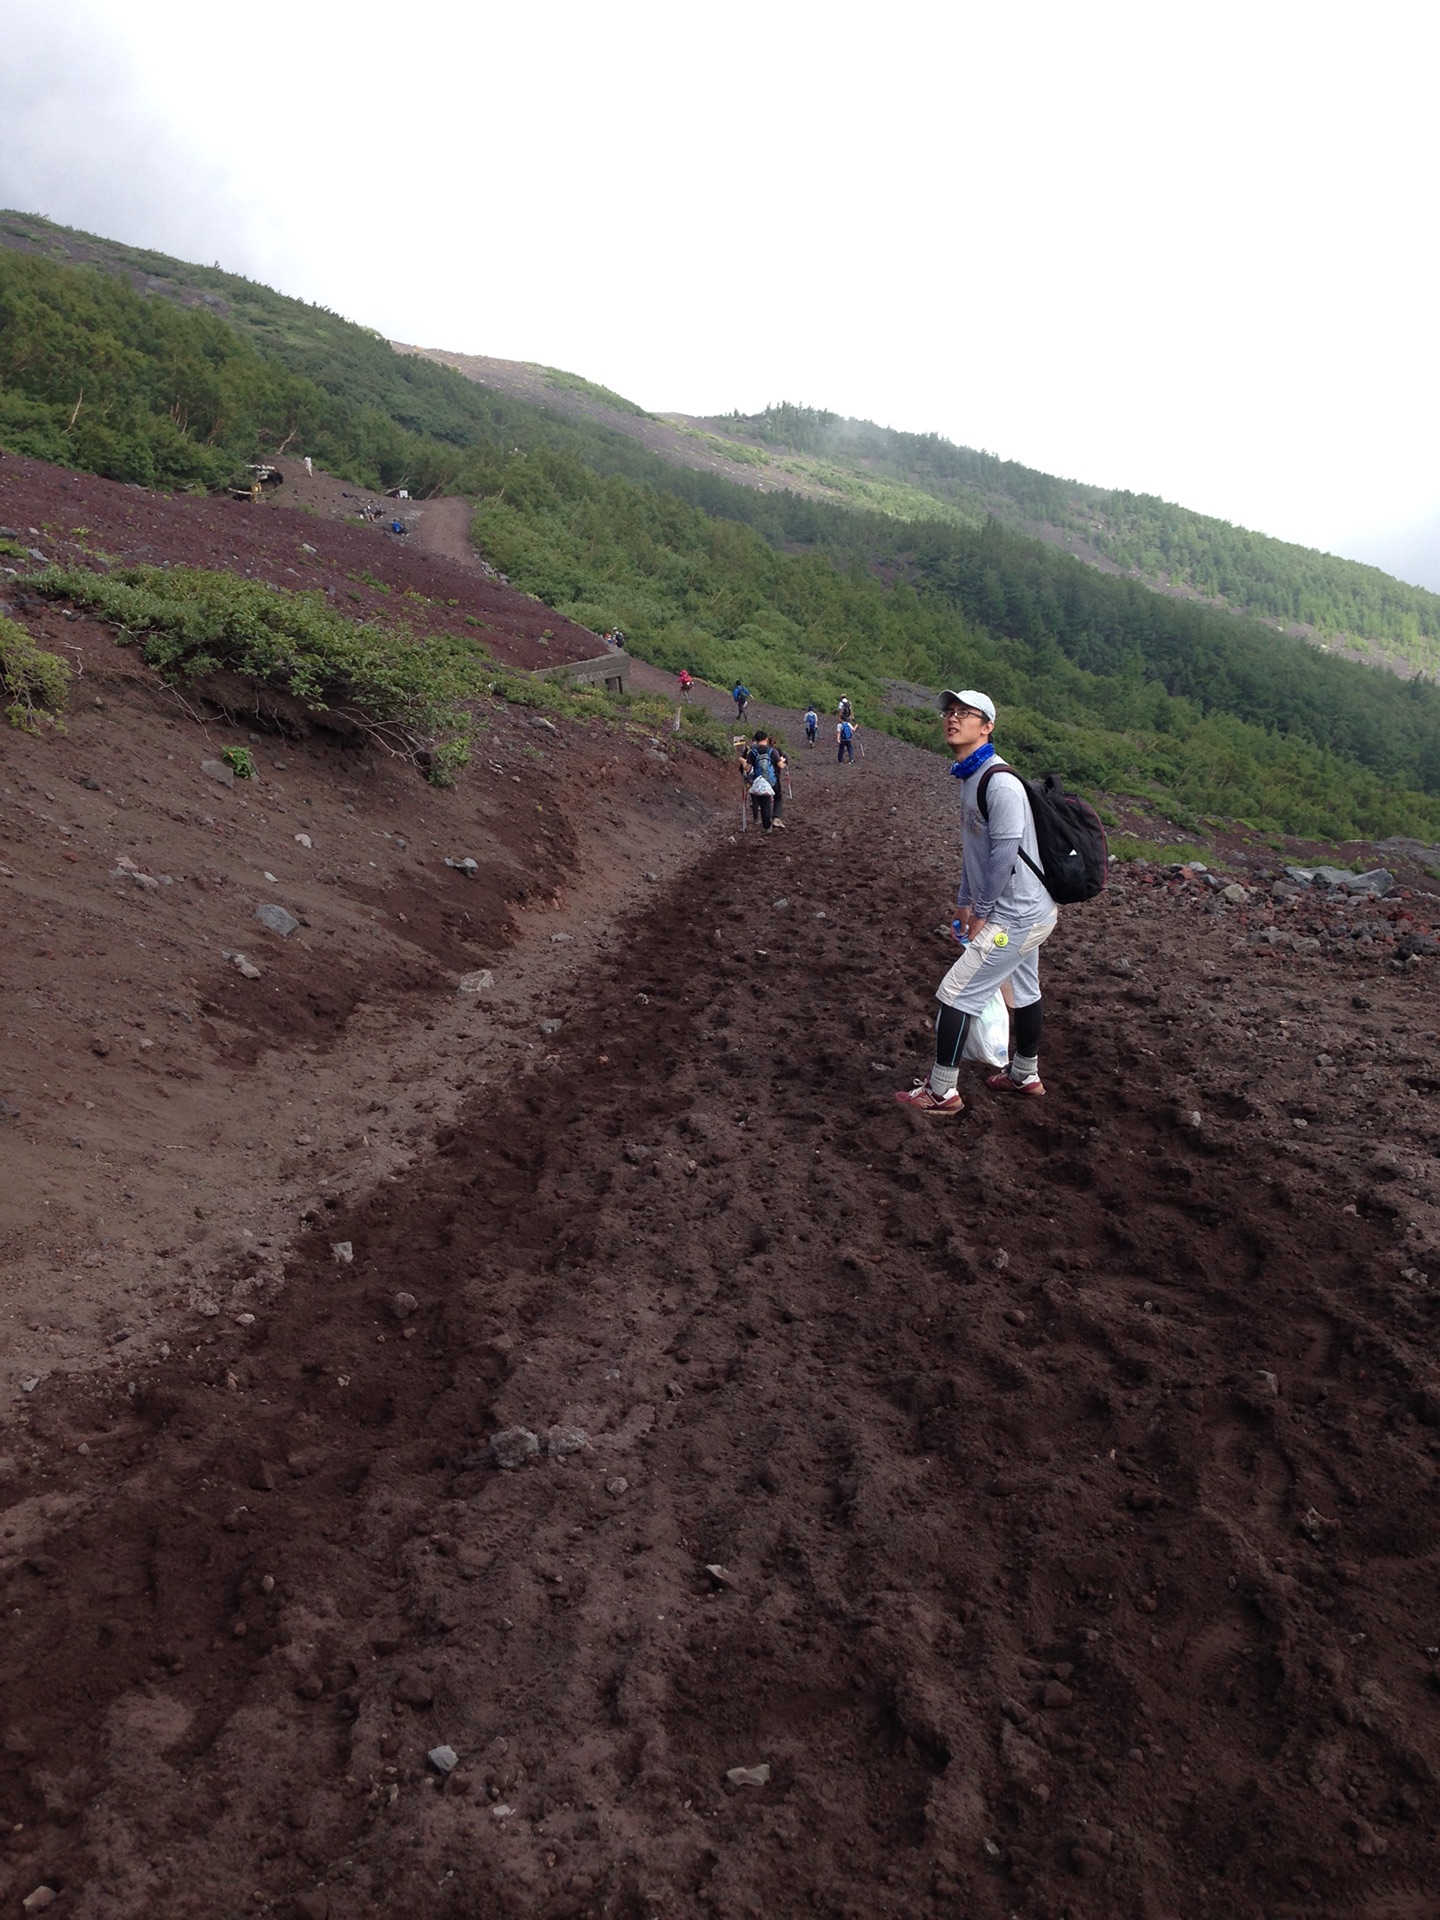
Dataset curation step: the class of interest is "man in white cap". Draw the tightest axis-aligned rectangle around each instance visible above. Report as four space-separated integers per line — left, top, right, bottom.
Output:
894 689 1058 1115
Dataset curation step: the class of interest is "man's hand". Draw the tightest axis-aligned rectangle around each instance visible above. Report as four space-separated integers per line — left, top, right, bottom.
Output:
955 908 988 942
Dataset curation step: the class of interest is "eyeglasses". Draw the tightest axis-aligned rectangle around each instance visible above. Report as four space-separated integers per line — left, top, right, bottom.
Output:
945 705 987 722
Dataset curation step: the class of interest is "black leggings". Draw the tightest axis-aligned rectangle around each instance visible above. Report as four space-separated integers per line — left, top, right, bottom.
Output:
1014 1000 1043 1057
934 1004 970 1067
936 997 1043 1067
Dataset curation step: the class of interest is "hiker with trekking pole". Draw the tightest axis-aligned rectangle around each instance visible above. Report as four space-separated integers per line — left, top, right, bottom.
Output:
737 733 776 832
893 688 1106 1115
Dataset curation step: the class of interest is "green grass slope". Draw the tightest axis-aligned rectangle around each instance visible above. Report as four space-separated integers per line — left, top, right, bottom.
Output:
2 212 1439 843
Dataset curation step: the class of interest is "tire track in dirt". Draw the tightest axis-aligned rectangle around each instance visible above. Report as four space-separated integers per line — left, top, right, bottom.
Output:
2 749 1439 1918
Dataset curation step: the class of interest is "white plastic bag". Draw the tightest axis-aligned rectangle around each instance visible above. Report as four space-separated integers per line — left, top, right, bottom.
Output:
963 990 1010 1070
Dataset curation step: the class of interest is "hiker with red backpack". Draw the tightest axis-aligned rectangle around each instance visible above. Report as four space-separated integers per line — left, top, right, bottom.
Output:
894 689 1106 1116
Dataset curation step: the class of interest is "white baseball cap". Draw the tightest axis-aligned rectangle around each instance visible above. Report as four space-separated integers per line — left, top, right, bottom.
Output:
939 688 996 725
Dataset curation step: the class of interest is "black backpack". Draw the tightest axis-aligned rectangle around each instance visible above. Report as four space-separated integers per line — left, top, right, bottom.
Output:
977 764 1108 905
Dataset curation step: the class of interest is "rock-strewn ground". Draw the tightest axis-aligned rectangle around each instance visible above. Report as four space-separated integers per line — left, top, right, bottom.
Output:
2 454 1440 1920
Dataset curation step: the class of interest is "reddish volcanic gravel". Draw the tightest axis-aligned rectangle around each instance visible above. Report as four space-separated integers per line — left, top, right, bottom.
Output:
2 457 1440 1920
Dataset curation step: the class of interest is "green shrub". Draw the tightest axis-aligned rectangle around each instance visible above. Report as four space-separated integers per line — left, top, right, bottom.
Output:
0 616 69 733
30 562 475 781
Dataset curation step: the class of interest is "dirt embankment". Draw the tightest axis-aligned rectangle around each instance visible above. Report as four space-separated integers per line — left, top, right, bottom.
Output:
2 455 1440 1920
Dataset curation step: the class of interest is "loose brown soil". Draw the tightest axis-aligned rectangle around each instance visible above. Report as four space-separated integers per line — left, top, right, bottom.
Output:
3 455 1440 1920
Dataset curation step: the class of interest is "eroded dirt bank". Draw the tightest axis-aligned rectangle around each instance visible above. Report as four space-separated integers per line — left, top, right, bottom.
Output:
3 700 1440 1918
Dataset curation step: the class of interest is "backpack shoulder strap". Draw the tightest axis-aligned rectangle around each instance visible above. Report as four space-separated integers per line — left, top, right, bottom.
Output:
975 760 1020 818
975 763 1046 884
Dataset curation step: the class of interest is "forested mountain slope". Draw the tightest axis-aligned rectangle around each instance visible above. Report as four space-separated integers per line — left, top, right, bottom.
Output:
3 210 1440 843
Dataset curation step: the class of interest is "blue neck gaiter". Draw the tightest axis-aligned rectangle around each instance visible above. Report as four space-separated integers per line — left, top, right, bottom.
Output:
951 741 996 781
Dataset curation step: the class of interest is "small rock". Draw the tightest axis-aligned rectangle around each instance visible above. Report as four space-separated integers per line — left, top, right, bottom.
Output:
538 1018 563 1035
231 953 262 980
293 1888 330 1919
1221 883 1248 904
391 1291 419 1320
772 897 789 909
256 902 300 938
393 1669 435 1709
444 856 479 875
1257 1369 1279 1395
249 1461 278 1492
490 1426 540 1470
491 1802 516 1819
200 758 234 786
623 1142 651 1165
550 931 575 944
642 870 659 882
992 1249 1010 1271
331 1241 354 1265
294 832 312 848
427 1745 459 1774
1298 1505 1340 1541
457 969 496 994
545 1425 590 1456
22 1891 58 1915
726 1764 771 1787
1127 1486 1162 1511
704 1563 737 1589
605 1475 629 1496
1041 1681 1075 1709
1347 1814 1388 1856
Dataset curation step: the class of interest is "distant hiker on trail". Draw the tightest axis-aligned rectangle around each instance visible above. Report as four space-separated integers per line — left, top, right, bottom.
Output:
739 734 775 832
894 689 1057 1116
733 683 750 720
749 731 787 830
678 669 693 700
613 629 626 650
837 695 854 725
804 705 819 747
836 717 855 763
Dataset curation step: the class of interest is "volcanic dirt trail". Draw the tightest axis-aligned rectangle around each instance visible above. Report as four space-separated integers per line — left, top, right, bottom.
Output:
2 728 1440 1920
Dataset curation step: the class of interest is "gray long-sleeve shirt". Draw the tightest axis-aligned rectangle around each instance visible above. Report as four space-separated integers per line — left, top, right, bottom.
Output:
956 759 1054 927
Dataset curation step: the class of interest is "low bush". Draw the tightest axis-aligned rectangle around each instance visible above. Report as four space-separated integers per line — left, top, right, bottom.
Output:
31 563 476 781
0 616 70 732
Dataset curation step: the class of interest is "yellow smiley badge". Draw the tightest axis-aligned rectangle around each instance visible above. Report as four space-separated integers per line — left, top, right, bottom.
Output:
992 930 1009 948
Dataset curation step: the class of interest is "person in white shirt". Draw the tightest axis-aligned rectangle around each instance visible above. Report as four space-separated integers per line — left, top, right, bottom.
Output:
894 690 1057 1116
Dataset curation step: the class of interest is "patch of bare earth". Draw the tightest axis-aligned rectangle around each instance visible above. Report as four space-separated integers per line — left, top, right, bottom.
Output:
2 459 1440 1920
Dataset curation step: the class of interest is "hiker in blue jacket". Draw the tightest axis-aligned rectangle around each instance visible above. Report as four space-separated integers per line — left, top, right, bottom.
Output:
894 689 1058 1115
733 683 750 720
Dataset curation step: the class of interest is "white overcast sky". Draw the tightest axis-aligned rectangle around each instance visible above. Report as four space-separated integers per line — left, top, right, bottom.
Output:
4 0 1439 585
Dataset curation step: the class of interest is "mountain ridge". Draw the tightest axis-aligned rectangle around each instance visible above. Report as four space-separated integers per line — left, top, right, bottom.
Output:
4 206 1437 679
